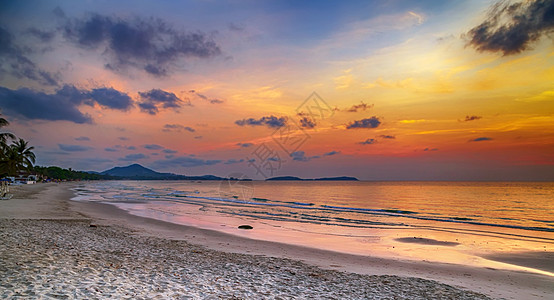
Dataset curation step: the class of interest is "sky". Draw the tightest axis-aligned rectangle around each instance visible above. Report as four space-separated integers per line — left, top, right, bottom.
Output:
0 0 553 180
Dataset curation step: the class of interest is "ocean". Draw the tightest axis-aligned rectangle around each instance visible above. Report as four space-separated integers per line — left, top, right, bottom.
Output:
73 180 554 275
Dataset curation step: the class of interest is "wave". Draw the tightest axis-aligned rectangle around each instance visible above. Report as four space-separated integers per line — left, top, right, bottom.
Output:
74 182 554 236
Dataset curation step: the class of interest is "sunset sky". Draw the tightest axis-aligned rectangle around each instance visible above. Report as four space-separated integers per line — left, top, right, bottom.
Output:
1 0 553 180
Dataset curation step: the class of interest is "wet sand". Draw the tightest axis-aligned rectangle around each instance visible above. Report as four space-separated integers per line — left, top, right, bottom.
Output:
1 182 552 299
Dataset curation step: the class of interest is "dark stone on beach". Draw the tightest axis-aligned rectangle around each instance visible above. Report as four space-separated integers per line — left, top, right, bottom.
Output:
238 225 253 230
89 224 97 228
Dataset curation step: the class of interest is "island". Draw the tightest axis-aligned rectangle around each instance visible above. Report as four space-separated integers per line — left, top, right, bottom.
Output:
266 176 359 181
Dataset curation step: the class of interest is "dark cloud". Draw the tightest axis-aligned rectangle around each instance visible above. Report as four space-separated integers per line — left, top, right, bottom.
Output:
359 138 376 145
63 14 221 76
144 144 163 150
162 149 177 154
464 115 482 122
59 144 92 152
127 146 137 150
235 115 287 128
470 137 493 142
209 98 225 104
237 142 253 148
104 147 118 152
299 117 316 128
152 156 222 168
0 86 92 123
52 6 66 18
380 135 396 139
224 158 245 165
138 89 188 115
423 148 439 151
88 88 133 110
0 26 59 86
187 90 225 104
466 0 554 55
75 136 90 141
346 117 381 129
289 150 339 162
119 153 148 161
0 85 132 123
228 23 245 32
26 28 55 42
291 151 311 162
162 124 195 132
346 101 374 112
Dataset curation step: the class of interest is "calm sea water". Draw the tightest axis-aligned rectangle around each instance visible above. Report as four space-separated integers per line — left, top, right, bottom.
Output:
73 180 554 273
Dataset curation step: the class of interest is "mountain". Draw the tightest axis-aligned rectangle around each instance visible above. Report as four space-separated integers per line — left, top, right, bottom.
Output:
265 176 303 181
314 176 359 181
101 164 179 179
100 164 226 180
266 176 359 181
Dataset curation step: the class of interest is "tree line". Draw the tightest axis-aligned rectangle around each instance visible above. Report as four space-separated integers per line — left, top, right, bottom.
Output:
0 114 36 177
0 114 113 181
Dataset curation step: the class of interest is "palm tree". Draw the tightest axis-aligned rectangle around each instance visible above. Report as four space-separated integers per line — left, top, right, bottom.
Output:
11 138 36 172
0 114 15 147
0 114 16 177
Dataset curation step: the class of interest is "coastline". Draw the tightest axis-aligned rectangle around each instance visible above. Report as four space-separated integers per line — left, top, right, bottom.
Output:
1 183 552 299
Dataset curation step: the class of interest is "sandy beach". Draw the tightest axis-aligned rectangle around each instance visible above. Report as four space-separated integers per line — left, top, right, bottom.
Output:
1 183 552 299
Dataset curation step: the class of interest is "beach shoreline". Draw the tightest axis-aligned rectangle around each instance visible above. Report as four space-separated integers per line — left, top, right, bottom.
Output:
1 182 552 299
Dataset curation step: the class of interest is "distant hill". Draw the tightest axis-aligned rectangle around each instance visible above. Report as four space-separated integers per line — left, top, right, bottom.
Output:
100 164 226 180
266 176 359 181
101 164 175 178
265 176 303 181
314 176 359 181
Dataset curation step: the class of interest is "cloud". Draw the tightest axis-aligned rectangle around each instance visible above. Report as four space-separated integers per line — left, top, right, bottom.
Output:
299 117 316 128
88 87 133 110
290 151 311 162
470 137 493 142
0 26 59 86
127 146 137 150
235 115 287 128
119 153 148 161
162 149 177 154
289 150 340 162
208 98 225 104
346 101 374 112
466 0 554 55
138 89 188 115
104 147 118 152
0 85 132 123
63 14 221 76
162 124 195 132
380 135 396 139
144 144 163 150
187 90 225 104
58 144 92 152
75 136 90 141
118 136 129 141
358 138 376 145
423 148 439 151
26 28 55 42
152 156 222 168
236 142 253 148
224 158 245 165
346 116 381 129
463 115 482 122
